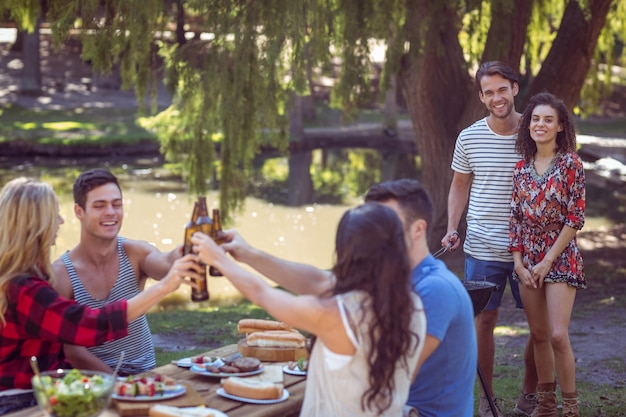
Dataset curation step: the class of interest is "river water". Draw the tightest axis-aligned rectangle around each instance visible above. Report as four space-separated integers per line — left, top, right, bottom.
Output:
3 166 354 308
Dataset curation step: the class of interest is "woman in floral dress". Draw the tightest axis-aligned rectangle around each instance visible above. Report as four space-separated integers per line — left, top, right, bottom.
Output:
508 92 585 417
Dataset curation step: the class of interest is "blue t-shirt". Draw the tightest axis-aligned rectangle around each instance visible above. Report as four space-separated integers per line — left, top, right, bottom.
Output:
408 255 477 417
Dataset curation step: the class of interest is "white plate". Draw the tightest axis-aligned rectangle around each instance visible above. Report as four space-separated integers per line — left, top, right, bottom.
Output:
112 384 186 402
173 357 225 368
190 364 264 378
172 357 194 368
182 408 228 417
216 387 289 404
282 365 306 376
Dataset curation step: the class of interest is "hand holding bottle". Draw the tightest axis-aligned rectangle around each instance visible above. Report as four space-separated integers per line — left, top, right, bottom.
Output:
191 232 228 276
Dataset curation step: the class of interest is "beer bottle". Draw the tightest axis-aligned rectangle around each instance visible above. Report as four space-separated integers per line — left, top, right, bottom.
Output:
185 197 212 302
209 208 225 276
183 202 199 256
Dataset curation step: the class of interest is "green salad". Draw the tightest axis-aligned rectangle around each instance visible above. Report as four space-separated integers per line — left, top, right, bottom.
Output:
32 369 114 417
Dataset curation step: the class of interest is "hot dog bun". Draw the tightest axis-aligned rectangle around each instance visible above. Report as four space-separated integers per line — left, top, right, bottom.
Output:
237 319 294 334
221 376 283 400
246 330 306 348
148 405 215 417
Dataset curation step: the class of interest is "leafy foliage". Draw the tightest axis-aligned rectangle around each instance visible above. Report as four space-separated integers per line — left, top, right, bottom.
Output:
0 0 624 225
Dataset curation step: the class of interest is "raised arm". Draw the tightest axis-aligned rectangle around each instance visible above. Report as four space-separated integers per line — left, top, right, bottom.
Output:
191 232 353 354
126 239 183 283
125 254 199 321
219 229 334 295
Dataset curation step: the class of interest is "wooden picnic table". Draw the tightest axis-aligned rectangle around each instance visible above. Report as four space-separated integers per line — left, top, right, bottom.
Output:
5 344 305 417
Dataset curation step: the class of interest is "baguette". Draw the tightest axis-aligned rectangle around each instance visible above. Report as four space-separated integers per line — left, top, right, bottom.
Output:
237 319 294 334
246 330 306 348
222 376 283 400
148 405 215 417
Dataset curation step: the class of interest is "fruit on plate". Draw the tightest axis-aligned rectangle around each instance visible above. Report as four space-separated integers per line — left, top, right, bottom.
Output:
192 355 217 364
114 373 177 397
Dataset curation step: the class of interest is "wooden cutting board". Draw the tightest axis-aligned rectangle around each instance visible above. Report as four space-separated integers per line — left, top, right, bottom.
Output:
237 338 308 362
113 381 205 416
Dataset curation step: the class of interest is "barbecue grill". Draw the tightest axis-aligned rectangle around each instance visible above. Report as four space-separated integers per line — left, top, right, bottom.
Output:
464 280 499 416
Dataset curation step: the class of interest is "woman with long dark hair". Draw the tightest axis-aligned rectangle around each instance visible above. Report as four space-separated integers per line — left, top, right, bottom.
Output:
193 203 426 416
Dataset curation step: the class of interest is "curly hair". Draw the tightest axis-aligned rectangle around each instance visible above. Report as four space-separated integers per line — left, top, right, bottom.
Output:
0 178 59 325
516 92 577 162
73 168 121 209
331 203 420 414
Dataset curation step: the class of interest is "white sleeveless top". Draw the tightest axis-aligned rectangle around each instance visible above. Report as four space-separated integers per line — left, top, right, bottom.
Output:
62 237 156 375
299 290 426 417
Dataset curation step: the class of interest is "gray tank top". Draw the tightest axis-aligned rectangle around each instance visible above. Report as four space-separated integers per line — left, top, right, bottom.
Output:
61 237 156 375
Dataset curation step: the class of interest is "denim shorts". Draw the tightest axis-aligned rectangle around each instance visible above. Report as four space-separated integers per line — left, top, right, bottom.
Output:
465 254 523 310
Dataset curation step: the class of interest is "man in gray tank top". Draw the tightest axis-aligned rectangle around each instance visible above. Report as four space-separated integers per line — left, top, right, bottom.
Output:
51 169 182 375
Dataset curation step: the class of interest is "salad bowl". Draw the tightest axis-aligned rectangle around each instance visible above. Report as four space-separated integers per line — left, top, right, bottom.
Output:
31 369 115 417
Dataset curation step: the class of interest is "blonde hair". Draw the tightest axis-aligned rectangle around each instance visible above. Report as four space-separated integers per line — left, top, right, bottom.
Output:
0 178 59 325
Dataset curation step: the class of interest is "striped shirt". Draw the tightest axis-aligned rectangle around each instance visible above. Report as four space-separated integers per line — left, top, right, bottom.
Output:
62 237 156 375
451 117 520 262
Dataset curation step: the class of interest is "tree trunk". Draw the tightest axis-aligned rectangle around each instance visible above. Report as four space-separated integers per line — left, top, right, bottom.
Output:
288 95 314 206
174 0 186 46
400 0 474 250
10 29 25 52
380 74 398 180
20 20 42 96
522 0 614 110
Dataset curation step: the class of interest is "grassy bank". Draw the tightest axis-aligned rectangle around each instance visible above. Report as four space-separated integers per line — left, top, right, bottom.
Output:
1 104 625 146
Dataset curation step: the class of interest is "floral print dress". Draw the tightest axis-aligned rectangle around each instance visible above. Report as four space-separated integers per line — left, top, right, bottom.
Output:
508 151 586 288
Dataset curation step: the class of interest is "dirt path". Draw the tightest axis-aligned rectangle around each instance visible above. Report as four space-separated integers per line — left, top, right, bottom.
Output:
495 223 626 389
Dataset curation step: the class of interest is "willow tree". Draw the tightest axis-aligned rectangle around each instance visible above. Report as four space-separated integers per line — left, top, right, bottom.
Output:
2 0 623 244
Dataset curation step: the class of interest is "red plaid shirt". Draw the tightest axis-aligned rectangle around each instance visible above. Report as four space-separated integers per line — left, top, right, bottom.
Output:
0 275 128 389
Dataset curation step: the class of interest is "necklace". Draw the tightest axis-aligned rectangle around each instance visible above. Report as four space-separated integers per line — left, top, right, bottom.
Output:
532 154 557 176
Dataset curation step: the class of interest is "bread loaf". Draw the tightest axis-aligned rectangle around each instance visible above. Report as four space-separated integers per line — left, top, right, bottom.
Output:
246 330 306 348
237 318 294 334
222 376 284 400
148 405 215 417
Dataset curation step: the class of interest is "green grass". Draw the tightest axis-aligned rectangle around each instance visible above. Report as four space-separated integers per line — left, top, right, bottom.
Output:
1 101 623 151
147 298 275 365
0 105 157 145
577 117 626 138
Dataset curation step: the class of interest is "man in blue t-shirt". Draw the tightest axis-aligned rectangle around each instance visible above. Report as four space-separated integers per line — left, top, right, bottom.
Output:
365 180 477 417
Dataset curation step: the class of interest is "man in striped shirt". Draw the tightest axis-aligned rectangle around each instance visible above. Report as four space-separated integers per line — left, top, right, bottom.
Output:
52 169 182 375
442 61 537 417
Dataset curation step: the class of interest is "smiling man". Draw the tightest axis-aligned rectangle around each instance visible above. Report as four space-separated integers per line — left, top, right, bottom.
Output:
52 169 181 375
